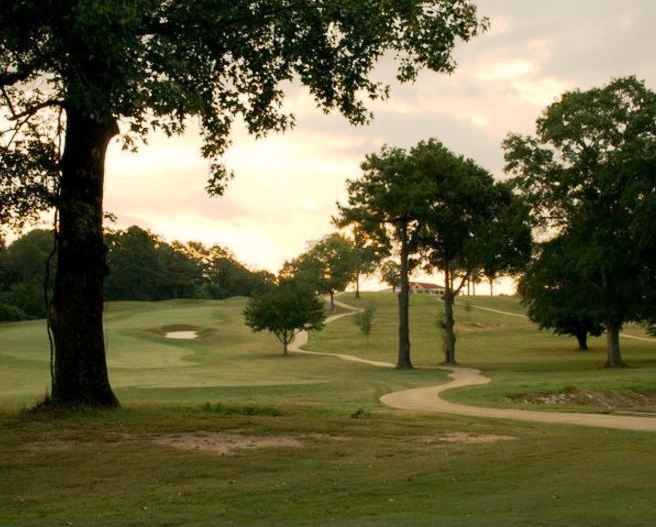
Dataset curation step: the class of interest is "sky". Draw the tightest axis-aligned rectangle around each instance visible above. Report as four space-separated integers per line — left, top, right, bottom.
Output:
103 0 656 292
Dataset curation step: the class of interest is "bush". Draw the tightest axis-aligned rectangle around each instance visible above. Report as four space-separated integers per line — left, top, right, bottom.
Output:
0 302 30 322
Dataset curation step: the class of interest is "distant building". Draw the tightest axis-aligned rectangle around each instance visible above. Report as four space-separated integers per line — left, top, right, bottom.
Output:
385 281 445 294
409 281 444 294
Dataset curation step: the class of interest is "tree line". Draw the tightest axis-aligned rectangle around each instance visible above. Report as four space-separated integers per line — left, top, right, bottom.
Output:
0 225 273 321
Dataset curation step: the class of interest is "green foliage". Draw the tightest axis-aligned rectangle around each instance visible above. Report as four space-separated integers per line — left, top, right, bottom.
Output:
0 226 270 314
282 233 358 306
354 301 377 340
379 260 401 291
0 229 54 318
519 235 604 348
243 279 326 353
505 76 656 360
0 302 29 321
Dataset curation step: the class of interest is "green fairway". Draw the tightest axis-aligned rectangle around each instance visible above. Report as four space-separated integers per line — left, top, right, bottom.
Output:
2 295 656 526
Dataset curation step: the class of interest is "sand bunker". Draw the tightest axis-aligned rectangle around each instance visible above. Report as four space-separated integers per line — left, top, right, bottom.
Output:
151 432 303 455
165 330 199 340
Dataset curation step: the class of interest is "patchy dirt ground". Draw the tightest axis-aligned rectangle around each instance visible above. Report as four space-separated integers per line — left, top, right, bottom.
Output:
514 389 656 411
416 432 516 445
149 432 350 455
150 432 303 455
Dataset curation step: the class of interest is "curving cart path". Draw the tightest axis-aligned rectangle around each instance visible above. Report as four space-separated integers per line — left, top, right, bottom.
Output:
290 299 656 432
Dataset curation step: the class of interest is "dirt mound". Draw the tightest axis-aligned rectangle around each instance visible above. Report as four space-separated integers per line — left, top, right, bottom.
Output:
516 389 656 410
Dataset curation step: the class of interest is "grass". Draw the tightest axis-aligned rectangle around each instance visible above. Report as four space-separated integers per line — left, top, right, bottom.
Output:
1 294 656 526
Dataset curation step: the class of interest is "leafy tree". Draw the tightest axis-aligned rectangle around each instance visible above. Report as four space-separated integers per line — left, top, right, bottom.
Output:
0 1 486 406
414 140 531 364
349 226 388 299
354 300 377 343
336 146 434 368
380 260 401 293
519 235 604 351
243 279 325 355
283 233 358 311
504 76 656 367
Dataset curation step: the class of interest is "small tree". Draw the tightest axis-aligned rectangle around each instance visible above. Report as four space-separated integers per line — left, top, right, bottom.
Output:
243 280 325 355
354 301 377 343
380 260 401 294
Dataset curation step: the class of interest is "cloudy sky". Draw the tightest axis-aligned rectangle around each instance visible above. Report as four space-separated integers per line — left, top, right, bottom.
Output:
104 0 656 289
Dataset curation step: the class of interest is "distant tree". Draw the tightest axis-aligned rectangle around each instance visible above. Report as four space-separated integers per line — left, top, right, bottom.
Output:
354 301 377 343
105 226 163 301
414 140 532 364
505 76 656 367
336 146 434 369
283 234 357 311
0 229 55 318
0 1 486 406
479 182 533 298
380 260 401 294
519 235 604 351
243 280 325 355
349 226 388 299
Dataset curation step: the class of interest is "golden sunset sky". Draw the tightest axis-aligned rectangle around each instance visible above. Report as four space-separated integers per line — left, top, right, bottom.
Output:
103 0 656 292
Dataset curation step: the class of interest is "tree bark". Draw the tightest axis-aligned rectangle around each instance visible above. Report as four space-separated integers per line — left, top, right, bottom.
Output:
329 290 335 311
355 272 360 299
49 108 119 407
575 329 588 351
605 322 624 367
489 276 494 298
396 222 412 369
443 266 456 364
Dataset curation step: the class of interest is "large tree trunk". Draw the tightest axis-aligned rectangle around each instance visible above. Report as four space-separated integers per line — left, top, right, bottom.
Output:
49 109 119 407
605 322 624 367
396 223 412 369
442 266 456 364
489 276 494 298
354 272 360 299
575 329 588 351
329 290 335 311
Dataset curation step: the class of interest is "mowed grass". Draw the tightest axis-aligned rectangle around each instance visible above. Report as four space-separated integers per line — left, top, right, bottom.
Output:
1 295 656 526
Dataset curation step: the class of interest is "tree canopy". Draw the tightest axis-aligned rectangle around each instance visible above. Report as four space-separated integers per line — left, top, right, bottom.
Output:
505 76 656 367
243 279 325 355
282 233 357 310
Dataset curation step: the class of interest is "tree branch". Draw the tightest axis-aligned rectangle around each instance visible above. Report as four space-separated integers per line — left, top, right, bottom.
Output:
7 99 64 121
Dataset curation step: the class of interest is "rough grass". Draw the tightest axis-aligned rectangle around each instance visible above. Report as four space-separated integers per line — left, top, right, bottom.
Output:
1 294 656 526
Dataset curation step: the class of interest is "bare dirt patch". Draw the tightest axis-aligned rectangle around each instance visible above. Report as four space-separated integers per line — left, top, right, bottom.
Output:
26 440 75 452
417 432 516 445
150 432 304 455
